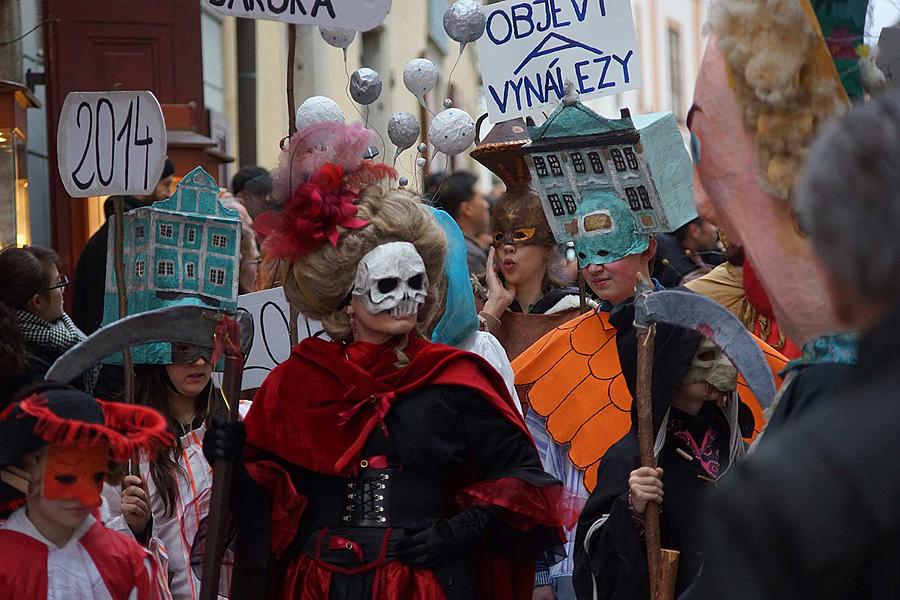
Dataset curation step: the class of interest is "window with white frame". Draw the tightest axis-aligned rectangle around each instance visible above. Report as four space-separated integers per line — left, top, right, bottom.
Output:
668 26 685 121
563 194 577 215
570 153 586 174
135 225 145 240
187 228 197 243
209 268 226 286
610 149 627 172
211 234 227 249
547 155 564 177
157 260 175 277
533 156 549 178
547 194 564 217
186 263 196 279
588 152 604 174
134 260 145 278
159 224 174 239
624 147 639 170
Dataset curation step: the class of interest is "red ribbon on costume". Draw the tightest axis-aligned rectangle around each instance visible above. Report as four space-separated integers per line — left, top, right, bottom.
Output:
336 391 395 472
328 535 364 563
211 315 242 365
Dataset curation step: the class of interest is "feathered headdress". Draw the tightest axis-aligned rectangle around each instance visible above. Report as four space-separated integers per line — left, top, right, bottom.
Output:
256 121 396 261
0 389 173 466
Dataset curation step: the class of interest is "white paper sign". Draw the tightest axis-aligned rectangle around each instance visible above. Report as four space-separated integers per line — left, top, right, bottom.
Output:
204 0 391 32
237 286 324 390
56 91 167 198
477 0 642 122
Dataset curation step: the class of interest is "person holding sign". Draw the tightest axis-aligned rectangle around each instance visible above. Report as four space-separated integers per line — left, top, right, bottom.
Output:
203 119 574 599
72 157 175 337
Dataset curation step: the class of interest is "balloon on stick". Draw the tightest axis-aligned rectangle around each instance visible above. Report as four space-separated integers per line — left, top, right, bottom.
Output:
388 112 421 161
295 96 345 131
350 68 383 106
443 0 486 54
320 26 355 61
403 58 438 109
429 108 476 156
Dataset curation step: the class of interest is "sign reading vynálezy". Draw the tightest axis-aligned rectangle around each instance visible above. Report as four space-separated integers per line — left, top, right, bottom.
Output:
204 0 391 31
477 0 642 122
56 91 166 198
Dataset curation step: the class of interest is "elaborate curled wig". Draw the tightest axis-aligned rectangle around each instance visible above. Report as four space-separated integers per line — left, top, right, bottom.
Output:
285 186 447 342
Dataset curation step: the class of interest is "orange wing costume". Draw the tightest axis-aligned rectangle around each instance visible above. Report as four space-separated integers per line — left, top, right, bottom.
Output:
513 310 788 491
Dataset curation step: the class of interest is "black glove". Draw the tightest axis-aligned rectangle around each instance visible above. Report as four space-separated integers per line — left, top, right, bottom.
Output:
202 416 246 464
395 506 493 568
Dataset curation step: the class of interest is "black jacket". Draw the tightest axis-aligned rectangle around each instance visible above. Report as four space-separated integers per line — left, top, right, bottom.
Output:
72 195 148 335
696 302 900 599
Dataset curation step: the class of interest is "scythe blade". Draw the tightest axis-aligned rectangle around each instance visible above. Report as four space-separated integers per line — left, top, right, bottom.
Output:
634 289 777 408
46 305 234 384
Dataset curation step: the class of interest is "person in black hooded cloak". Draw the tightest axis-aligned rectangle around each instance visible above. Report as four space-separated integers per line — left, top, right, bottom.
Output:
572 298 754 600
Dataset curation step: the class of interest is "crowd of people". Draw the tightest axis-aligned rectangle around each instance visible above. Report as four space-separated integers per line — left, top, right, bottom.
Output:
0 38 899 600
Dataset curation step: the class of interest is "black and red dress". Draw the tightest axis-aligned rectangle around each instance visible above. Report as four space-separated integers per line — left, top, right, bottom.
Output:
238 333 574 599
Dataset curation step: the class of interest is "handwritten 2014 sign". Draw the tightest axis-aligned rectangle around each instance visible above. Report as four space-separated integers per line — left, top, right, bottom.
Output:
237 286 325 390
477 0 642 122
56 91 167 198
204 0 391 31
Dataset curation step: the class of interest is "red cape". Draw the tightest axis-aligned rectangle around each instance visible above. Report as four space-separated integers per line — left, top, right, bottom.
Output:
244 333 531 475
243 334 570 600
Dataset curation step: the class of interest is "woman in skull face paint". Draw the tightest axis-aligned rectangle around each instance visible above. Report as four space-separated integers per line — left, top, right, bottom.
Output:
572 299 754 600
206 174 573 600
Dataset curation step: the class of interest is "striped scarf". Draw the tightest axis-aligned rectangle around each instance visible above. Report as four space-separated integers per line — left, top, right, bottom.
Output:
16 310 99 393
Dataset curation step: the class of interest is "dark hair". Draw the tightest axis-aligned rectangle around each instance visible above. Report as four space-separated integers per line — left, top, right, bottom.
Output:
673 217 703 242
429 171 479 219
132 363 219 517
0 246 60 377
0 246 59 309
231 165 272 196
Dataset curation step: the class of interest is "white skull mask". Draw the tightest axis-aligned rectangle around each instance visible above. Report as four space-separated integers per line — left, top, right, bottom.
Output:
351 242 429 317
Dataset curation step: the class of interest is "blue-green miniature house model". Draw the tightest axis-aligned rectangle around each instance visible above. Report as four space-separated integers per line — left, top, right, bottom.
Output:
102 167 241 364
523 98 695 245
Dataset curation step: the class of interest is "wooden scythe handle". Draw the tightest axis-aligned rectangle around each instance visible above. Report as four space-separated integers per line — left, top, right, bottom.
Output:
636 323 680 600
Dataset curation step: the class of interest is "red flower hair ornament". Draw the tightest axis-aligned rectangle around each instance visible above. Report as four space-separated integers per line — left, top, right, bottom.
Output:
255 162 377 261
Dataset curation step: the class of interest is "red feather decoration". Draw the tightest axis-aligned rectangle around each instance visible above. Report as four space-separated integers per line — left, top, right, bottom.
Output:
255 163 371 261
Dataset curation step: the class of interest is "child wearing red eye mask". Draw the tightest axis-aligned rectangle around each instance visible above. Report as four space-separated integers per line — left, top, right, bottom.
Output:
0 384 173 599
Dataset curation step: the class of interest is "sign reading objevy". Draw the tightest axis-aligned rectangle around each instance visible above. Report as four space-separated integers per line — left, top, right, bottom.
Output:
57 91 167 198
204 0 391 31
477 0 642 122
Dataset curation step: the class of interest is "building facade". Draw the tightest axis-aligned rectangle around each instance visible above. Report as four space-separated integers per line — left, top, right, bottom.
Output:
0 0 710 278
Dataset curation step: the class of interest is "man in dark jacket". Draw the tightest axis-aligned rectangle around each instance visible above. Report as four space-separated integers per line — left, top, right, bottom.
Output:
695 90 900 600
71 158 174 335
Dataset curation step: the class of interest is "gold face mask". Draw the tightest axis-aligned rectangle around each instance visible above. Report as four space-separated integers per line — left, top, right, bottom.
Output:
492 227 537 247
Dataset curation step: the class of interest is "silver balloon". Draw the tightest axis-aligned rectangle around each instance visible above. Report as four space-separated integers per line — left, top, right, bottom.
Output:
387 112 420 154
350 68 383 105
417 143 428 154
416 157 427 168
295 96 345 131
399 177 409 187
320 27 355 49
428 108 476 156
403 59 438 105
443 0 486 50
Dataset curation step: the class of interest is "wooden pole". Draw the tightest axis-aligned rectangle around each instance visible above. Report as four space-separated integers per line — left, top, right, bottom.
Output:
199 317 244 600
635 322 679 600
287 24 297 136
112 197 134 404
